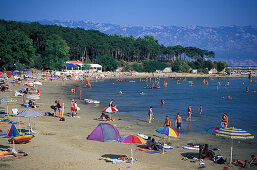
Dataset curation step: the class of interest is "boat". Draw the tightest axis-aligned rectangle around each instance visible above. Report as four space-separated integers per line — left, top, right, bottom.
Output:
84 99 100 104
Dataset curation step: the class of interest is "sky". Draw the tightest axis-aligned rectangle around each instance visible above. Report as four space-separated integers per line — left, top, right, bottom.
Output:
0 0 257 27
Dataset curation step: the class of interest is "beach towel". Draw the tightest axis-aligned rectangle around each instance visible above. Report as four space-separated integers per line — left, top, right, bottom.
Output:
145 150 167 154
96 118 107 121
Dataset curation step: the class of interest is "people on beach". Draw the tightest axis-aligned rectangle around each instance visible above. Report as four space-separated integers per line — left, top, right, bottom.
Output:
250 155 257 166
148 106 153 123
186 105 192 121
147 138 160 150
199 105 202 115
69 99 75 117
0 150 28 157
57 100 62 118
233 160 248 168
109 99 117 107
175 113 182 135
164 116 171 127
199 144 215 160
22 88 28 105
74 101 80 117
220 113 228 128
53 100 58 117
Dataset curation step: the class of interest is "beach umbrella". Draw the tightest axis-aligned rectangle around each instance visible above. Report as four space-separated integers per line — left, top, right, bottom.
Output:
155 127 179 137
0 97 17 116
0 72 3 76
18 109 42 134
118 135 146 144
213 127 254 163
27 72 32 76
206 127 219 134
102 107 118 113
6 72 12 77
118 134 146 165
6 123 20 152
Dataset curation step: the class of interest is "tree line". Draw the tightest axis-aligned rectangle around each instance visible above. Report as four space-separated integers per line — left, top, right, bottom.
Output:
0 19 225 72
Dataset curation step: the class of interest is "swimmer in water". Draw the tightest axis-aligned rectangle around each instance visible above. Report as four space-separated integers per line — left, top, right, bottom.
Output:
199 105 202 115
227 96 232 100
160 99 165 105
246 86 249 93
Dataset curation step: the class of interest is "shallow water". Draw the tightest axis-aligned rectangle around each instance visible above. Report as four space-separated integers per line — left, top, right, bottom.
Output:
82 77 257 139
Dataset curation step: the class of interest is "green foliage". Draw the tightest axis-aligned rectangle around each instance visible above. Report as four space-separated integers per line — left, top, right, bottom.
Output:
132 63 144 72
214 61 228 72
0 19 229 72
143 60 167 72
42 34 70 70
171 60 190 72
0 29 35 70
96 54 119 71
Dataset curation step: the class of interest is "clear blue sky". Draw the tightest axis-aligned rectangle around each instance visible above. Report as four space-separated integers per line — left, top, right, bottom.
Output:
0 0 257 27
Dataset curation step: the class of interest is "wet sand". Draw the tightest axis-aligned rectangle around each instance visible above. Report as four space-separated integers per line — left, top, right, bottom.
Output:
0 76 256 170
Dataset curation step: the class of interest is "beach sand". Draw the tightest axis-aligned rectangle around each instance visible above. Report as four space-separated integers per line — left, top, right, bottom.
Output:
0 75 256 170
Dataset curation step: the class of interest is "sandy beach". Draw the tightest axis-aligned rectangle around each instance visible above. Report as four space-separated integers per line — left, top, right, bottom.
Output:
0 73 256 170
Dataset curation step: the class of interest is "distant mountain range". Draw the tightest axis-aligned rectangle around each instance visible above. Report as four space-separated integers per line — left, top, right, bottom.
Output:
30 19 257 66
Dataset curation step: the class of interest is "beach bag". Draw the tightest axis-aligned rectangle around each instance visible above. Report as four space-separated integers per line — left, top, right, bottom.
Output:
217 157 225 164
59 117 65 121
50 105 56 110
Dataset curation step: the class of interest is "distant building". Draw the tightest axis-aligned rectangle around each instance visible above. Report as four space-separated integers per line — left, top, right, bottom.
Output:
162 67 172 73
87 64 102 72
191 69 198 74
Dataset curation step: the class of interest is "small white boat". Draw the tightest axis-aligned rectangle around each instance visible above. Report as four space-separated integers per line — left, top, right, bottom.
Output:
84 99 100 104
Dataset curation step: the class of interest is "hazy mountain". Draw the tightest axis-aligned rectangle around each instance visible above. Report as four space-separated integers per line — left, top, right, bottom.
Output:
34 19 257 66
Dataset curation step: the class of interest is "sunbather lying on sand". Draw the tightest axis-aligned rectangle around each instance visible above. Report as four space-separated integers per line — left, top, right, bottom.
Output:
233 160 248 168
0 150 28 158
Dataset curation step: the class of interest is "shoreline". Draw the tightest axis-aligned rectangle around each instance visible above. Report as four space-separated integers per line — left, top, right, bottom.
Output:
0 76 256 169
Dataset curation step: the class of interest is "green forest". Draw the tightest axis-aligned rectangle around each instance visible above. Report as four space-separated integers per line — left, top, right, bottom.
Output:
0 19 227 72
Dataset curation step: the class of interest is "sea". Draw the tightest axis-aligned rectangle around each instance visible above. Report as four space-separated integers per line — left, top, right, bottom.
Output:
81 77 257 139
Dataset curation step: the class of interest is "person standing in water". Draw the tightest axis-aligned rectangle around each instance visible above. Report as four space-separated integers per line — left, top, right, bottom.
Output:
148 106 154 123
199 105 203 115
186 105 192 121
220 113 228 128
175 113 182 136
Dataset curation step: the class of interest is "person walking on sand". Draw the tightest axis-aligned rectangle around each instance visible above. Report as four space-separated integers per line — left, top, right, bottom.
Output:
164 116 171 127
175 113 182 136
148 106 154 123
199 105 203 115
57 100 62 118
186 105 192 121
220 113 228 128
69 99 75 117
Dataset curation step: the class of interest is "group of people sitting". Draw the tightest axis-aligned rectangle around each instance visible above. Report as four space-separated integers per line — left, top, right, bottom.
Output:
0 83 8 92
199 144 215 161
98 112 114 121
146 137 162 151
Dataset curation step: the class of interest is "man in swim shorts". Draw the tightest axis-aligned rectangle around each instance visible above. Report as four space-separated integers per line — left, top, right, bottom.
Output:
175 113 182 135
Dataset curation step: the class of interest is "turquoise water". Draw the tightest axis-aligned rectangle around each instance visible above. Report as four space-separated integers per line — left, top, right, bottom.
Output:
82 77 257 138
